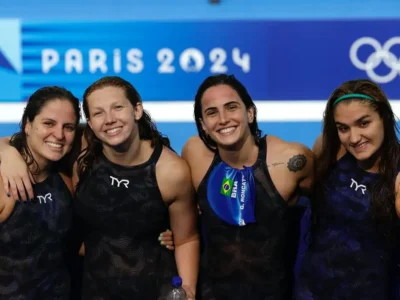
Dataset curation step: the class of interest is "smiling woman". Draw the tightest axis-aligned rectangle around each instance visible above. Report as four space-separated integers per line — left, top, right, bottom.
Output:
24 99 78 176
333 96 385 167
0 77 195 300
0 86 81 300
184 74 315 299
74 76 199 300
295 79 400 300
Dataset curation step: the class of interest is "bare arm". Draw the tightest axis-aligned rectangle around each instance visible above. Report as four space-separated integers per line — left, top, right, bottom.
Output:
274 140 316 206
395 173 400 218
0 124 86 201
72 161 80 192
297 145 316 196
0 137 34 201
167 159 199 299
0 175 17 223
312 134 323 157
181 136 214 191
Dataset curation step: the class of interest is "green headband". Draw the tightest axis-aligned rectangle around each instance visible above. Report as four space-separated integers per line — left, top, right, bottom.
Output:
332 93 375 107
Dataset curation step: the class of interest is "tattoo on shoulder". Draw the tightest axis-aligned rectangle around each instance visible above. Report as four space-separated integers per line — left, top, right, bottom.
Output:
267 162 284 168
287 154 307 172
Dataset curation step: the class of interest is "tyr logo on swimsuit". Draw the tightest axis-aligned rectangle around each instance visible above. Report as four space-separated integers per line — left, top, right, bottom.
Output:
110 176 130 188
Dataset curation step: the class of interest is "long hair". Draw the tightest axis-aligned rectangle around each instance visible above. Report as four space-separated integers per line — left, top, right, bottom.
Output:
10 86 81 175
193 74 262 151
317 79 400 240
77 76 171 178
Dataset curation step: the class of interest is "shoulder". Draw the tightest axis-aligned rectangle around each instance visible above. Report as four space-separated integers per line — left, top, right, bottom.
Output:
267 135 313 158
182 136 211 155
182 136 214 162
266 135 314 174
158 146 192 186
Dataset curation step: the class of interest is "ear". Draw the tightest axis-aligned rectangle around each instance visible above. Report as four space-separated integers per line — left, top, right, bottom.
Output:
247 106 255 124
87 120 93 130
24 121 32 136
134 102 144 121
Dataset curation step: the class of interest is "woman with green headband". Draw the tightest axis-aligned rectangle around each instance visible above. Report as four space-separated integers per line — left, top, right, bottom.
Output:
295 79 400 299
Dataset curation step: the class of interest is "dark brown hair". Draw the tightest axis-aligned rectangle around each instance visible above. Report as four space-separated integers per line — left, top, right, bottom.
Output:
317 79 400 240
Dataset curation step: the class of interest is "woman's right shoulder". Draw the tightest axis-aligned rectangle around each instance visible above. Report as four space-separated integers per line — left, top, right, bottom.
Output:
182 136 214 160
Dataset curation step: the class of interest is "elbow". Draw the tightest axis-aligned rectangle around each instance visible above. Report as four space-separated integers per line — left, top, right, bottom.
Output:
175 234 200 248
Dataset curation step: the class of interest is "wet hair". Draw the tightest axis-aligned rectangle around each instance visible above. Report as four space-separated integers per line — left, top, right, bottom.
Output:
317 79 400 241
10 86 81 175
77 76 171 178
194 74 262 151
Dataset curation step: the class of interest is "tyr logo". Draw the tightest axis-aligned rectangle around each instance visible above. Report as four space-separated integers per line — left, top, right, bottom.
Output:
350 178 367 195
110 176 130 188
37 193 53 204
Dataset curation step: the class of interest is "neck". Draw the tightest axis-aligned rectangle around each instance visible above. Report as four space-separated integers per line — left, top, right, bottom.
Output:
26 150 50 183
102 134 145 166
217 134 258 169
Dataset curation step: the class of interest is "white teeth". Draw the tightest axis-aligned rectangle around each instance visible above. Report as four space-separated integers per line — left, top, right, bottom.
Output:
106 127 121 134
219 127 235 134
46 142 62 148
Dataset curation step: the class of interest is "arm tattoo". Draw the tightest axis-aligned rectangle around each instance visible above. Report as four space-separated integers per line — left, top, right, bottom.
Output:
267 162 284 168
287 154 307 172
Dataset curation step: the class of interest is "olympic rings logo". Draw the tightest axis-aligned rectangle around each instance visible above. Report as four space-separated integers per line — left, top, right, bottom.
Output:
350 37 400 84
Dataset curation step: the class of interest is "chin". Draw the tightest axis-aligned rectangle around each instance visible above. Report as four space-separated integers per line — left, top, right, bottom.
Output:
44 153 65 162
351 151 374 162
217 139 241 149
105 135 131 148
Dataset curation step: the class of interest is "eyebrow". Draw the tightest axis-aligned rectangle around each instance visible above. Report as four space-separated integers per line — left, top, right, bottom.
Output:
91 100 121 111
203 100 240 113
41 118 76 126
335 114 371 126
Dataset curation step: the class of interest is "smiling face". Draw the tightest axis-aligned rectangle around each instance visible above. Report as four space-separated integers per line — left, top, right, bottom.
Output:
86 86 143 149
334 100 384 162
200 84 254 149
25 98 77 167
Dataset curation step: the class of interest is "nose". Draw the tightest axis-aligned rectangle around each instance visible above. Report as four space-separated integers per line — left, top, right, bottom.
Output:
105 111 116 125
218 110 229 125
53 126 65 140
349 128 362 145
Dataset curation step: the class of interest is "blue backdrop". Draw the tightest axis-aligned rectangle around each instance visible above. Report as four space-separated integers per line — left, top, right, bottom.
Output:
0 1 399 153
